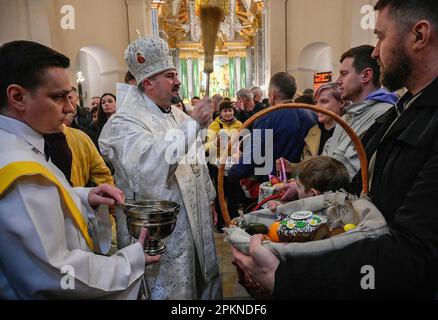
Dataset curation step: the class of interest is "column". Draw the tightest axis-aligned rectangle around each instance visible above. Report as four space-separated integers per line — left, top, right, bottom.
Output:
126 0 153 41
187 58 193 99
179 58 189 101
236 57 241 92
265 0 286 77
240 57 247 90
229 57 236 98
255 26 265 87
193 59 200 97
247 47 255 87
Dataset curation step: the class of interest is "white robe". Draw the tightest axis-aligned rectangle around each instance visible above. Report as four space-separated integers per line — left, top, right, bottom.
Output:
99 87 221 300
0 115 145 299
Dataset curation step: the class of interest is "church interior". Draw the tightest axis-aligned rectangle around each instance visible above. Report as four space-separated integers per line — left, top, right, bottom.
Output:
1 0 383 300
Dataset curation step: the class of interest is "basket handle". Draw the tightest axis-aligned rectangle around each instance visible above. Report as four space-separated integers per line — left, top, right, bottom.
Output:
217 103 369 227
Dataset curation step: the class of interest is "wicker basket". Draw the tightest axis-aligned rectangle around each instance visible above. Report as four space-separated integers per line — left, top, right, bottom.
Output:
217 103 369 299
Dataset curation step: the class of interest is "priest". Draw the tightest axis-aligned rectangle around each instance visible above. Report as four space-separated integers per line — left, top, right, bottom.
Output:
99 36 221 300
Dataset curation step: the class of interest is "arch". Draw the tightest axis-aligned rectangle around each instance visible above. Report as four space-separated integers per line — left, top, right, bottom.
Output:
75 45 120 107
296 42 334 92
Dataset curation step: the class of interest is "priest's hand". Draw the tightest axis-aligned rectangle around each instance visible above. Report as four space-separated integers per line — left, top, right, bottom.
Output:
138 228 161 265
232 234 280 293
191 97 213 127
88 184 125 207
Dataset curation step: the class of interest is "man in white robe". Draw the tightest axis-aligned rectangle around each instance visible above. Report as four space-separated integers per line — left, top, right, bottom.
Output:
99 36 221 300
0 40 158 299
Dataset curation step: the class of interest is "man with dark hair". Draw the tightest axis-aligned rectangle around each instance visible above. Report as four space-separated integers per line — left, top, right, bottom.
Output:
187 96 201 113
233 0 438 299
323 45 397 178
294 94 315 105
87 96 101 112
228 72 315 182
268 72 297 102
339 45 381 88
0 40 158 299
68 86 93 130
302 88 314 96
66 86 97 147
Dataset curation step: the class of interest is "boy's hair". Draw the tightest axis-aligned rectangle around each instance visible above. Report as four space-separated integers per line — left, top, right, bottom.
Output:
0 40 70 109
297 156 350 193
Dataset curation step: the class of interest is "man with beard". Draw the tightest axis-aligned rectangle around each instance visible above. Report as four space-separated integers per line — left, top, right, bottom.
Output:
323 45 398 178
99 37 221 300
232 0 438 299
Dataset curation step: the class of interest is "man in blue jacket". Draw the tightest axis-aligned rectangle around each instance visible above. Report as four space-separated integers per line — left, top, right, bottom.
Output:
228 72 316 182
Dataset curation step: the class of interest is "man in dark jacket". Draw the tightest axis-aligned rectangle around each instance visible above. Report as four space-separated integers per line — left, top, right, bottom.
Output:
67 87 98 148
234 88 266 124
232 0 438 299
228 73 315 182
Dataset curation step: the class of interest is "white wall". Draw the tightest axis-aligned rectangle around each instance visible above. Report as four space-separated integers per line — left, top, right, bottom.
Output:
76 45 121 106
0 0 137 96
1 0 379 94
296 43 334 91
0 0 51 45
264 0 378 91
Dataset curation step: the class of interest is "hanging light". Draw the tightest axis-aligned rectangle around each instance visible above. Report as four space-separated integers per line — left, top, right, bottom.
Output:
76 71 85 83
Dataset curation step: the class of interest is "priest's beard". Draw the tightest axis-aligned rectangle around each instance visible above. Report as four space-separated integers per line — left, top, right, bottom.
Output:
171 95 181 105
380 45 413 92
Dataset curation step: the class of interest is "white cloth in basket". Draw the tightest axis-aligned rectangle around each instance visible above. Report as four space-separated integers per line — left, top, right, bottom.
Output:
225 191 389 260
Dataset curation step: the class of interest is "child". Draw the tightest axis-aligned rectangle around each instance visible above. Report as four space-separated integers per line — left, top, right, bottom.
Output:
268 156 349 211
204 101 242 161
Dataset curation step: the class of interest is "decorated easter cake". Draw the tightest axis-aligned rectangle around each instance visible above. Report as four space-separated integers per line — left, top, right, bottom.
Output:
277 211 330 242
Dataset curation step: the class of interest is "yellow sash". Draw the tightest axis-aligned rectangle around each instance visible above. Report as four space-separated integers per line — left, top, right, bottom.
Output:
0 161 94 251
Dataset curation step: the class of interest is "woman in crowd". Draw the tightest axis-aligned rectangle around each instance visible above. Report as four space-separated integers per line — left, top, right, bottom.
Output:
205 101 244 231
279 83 347 175
275 83 347 202
97 93 117 135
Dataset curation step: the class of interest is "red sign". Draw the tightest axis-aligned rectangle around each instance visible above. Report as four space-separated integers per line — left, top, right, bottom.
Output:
314 72 333 91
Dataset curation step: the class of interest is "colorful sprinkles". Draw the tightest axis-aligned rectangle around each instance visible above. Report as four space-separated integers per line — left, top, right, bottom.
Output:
277 212 327 242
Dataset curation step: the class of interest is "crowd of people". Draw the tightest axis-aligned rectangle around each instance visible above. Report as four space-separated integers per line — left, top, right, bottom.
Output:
1 0 438 300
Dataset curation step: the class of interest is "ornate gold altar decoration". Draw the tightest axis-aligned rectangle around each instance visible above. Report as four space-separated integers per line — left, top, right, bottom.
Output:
149 1 264 98
152 0 263 53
